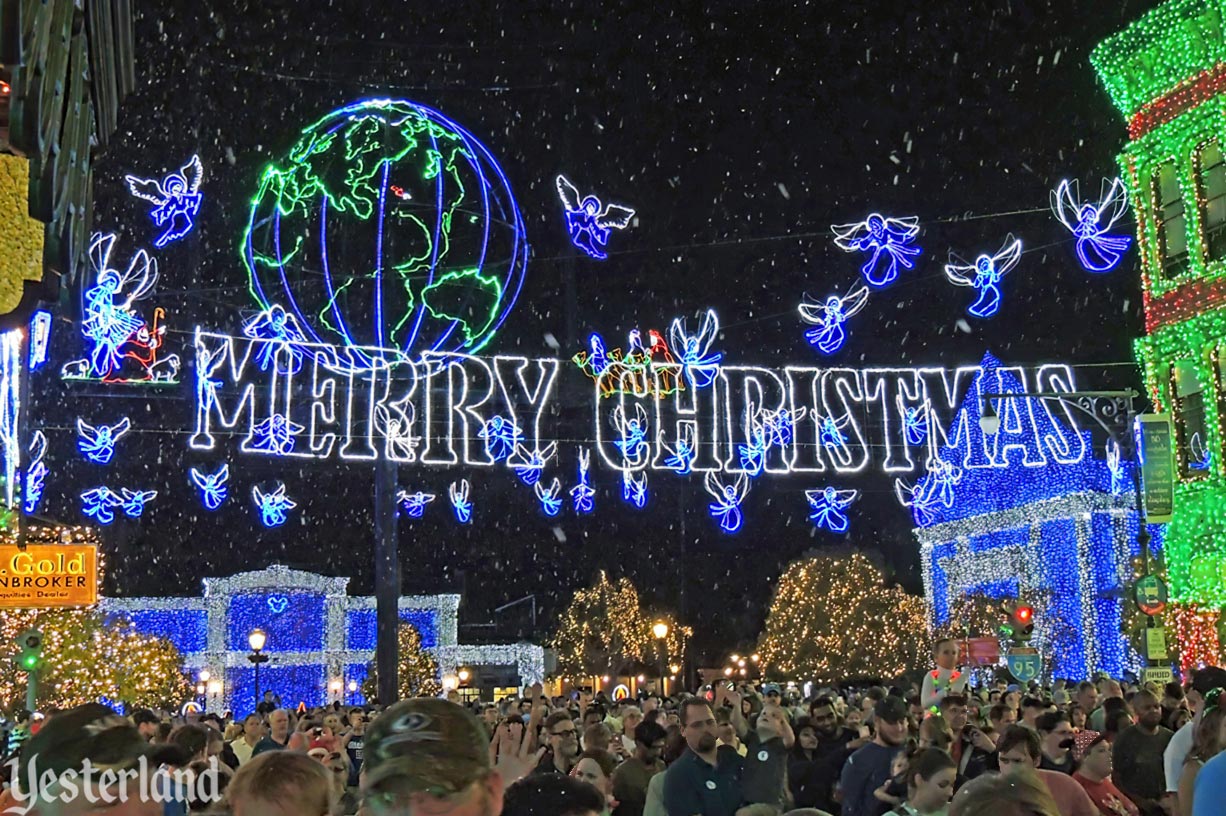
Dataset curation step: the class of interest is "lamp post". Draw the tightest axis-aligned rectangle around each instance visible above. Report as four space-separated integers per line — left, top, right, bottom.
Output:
347 680 357 705
652 621 669 697
247 629 269 710
979 388 1149 569
329 679 342 705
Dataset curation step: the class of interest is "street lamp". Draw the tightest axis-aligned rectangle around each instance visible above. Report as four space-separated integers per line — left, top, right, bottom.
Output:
652 621 669 696
458 669 470 685
329 679 342 703
247 629 269 709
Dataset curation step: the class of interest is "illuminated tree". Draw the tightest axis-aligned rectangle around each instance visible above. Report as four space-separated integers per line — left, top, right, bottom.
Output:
362 623 441 702
934 594 1007 642
0 524 190 710
0 609 191 710
551 572 674 678
758 553 928 682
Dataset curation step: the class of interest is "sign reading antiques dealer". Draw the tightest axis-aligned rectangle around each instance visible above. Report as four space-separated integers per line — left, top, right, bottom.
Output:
0 545 98 608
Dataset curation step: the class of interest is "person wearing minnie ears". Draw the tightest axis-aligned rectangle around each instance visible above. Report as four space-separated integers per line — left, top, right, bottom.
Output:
920 638 970 711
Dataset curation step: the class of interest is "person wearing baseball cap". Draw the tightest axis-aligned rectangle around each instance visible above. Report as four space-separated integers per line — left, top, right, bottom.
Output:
0 702 191 815
360 697 542 816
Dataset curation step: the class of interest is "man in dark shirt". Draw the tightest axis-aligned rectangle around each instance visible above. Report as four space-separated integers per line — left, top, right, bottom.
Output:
1113 689 1173 816
838 696 908 816
613 720 668 816
662 698 744 816
535 710 581 775
1036 711 1077 774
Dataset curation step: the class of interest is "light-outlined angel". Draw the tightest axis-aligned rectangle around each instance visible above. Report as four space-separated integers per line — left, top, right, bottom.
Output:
622 471 648 509
81 487 123 524
894 478 938 526
449 479 473 524
535 478 564 517
250 413 304 456
63 233 179 383
556 174 635 260
512 442 557 486
705 472 750 533
480 416 522 462
125 154 204 248
612 404 650 461
832 213 922 287
253 483 297 527
77 417 132 465
397 490 436 519
897 395 930 447
1051 178 1132 273
190 464 230 511
944 236 1023 319
798 284 870 355
805 486 859 532
120 488 157 518
669 308 722 389
661 425 698 475
242 305 309 374
24 431 47 514
571 449 596 514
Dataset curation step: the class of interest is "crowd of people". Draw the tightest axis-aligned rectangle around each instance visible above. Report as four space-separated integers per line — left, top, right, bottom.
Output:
2 638 1226 815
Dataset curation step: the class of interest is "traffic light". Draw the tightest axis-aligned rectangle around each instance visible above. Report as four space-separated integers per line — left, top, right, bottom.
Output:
999 600 1035 643
15 629 42 672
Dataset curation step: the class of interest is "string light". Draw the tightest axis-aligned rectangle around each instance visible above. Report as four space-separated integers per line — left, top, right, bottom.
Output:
757 553 927 681
124 154 203 248
555 174 636 260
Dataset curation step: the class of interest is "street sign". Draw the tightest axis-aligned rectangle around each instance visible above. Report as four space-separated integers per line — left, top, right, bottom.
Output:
0 545 97 608
1006 647 1042 684
1144 666 1174 686
1146 626 1168 660
1136 415 1175 523
959 637 1002 667
1135 574 1169 616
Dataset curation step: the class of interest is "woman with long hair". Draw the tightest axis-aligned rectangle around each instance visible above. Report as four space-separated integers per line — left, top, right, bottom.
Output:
890 747 957 816
1178 702 1226 816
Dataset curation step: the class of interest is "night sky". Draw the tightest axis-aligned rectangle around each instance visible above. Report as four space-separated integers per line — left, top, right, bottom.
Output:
31 0 1165 662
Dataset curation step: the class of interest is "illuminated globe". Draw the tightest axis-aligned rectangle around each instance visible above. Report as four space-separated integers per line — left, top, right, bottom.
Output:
242 99 528 357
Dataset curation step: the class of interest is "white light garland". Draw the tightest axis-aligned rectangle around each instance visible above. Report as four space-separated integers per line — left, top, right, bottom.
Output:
101 564 537 711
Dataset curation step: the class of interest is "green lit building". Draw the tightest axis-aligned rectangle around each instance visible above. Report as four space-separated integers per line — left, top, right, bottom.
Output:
1093 0 1226 666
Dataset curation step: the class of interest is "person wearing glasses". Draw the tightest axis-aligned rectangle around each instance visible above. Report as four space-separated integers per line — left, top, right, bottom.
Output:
537 711 583 776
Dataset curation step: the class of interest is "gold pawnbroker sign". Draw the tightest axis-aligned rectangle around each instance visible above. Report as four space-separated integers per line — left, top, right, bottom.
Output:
0 545 98 608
